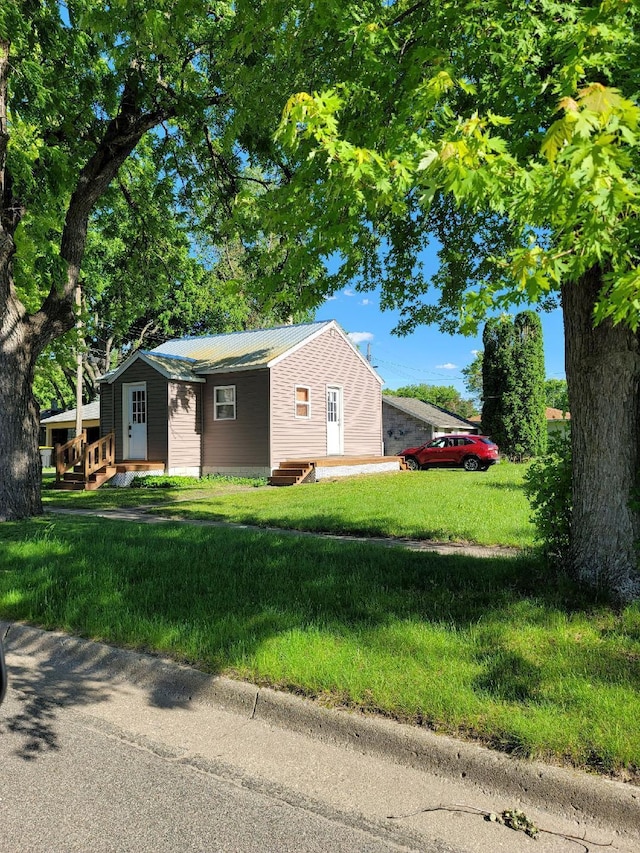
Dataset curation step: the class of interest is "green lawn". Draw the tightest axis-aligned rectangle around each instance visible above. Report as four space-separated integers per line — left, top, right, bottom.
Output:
1 513 638 778
44 463 535 548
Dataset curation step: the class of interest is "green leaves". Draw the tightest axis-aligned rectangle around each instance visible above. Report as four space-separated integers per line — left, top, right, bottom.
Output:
264 0 640 333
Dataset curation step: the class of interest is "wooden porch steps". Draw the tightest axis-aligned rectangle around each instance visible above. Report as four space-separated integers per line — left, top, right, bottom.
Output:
269 456 407 486
268 461 314 487
54 465 117 491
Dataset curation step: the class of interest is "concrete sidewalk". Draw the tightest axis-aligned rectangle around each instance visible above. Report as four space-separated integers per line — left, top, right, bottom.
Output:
3 622 638 853
47 506 520 559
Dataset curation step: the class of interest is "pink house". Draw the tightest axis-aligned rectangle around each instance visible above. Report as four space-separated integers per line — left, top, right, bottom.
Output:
97 321 398 485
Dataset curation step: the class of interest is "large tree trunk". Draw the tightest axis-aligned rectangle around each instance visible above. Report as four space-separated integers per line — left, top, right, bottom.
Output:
0 37 176 520
0 311 41 520
562 268 640 602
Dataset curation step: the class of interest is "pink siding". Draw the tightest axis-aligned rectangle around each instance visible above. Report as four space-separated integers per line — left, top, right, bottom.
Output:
269 325 382 465
167 382 202 470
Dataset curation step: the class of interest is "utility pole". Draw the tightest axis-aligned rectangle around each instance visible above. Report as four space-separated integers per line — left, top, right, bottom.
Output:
75 281 83 437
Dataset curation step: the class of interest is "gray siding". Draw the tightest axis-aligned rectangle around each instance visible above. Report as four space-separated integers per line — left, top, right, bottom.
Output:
167 382 202 471
99 383 115 437
382 403 434 456
270 326 382 465
107 361 169 462
201 369 270 469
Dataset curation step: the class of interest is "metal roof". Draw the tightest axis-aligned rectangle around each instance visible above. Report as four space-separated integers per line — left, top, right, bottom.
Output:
40 400 101 425
383 395 476 429
151 321 333 372
141 353 204 383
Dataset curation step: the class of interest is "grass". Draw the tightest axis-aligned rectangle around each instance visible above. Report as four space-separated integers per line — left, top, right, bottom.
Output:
1 513 639 778
44 463 534 547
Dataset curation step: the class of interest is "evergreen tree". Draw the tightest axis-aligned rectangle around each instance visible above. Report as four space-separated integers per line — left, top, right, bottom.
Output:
481 317 515 450
512 312 548 458
481 312 547 459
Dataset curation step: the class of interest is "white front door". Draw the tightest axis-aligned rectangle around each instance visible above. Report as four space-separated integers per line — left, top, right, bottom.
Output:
326 386 343 455
124 383 147 460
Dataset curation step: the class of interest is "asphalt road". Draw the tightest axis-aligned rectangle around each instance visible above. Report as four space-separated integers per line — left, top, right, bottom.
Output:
0 682 452 853
1 626 635 853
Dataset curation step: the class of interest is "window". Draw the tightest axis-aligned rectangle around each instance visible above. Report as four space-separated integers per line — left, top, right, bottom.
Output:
131 389 146 424
295 386 311 418
214 385 236 420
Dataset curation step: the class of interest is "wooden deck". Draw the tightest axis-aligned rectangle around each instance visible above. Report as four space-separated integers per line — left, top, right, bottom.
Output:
269 456 407 486
53 429 166 490
114 461 166 472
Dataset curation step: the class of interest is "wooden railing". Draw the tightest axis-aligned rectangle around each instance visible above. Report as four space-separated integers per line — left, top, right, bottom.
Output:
55 431 87 482
55 431 115 483
84 432 115 479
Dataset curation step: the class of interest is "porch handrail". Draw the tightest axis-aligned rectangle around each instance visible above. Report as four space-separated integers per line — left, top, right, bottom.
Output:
84 432 115 479
55 431 87 482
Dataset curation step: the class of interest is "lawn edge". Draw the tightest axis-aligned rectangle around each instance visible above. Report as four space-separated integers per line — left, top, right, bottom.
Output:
5 621 639 840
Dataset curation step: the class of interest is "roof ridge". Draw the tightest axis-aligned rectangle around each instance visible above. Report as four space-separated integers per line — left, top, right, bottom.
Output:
151 320 331 350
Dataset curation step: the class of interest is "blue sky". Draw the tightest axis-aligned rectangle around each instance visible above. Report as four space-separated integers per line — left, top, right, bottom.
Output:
316 289 565 396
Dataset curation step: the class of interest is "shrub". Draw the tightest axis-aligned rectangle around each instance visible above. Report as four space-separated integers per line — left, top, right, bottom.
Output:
129 475 201 489
129 473 267 489
523 430 572 563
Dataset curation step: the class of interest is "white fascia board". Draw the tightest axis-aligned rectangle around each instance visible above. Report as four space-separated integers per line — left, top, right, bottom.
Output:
267 320 384 384
99 351 144 384
100 351 204 384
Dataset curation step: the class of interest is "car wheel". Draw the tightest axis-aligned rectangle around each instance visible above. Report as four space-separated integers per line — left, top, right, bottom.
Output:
463 455 481 472
404 456 420 471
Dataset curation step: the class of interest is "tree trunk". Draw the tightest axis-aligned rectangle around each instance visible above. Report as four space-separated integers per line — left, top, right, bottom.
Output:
0 312 41 520
562 268 640 602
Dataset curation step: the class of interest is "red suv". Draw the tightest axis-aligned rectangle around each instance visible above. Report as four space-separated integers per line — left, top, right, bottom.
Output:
400 434 499 472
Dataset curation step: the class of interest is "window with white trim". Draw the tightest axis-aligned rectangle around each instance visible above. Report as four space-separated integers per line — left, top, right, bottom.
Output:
295 386 311 418
214 385 236 420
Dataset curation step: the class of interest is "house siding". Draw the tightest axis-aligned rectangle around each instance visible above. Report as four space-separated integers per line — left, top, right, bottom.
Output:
167 381 202 473
201 369 270 473
382 403 434 456
104 362 169 463
270 325 382 466
99 383 115 437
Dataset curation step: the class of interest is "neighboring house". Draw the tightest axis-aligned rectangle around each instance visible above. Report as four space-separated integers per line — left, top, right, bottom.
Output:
382 396 478 456
98 321 386 481
40 400 101 448
545 406 571 434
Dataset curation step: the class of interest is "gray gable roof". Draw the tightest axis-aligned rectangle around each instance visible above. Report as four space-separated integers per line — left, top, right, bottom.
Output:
383 395 476 430
40 400 101 425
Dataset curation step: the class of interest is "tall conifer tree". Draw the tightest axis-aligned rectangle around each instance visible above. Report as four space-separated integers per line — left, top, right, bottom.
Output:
481 312 546 458
512 311 547 458
481 317 515 451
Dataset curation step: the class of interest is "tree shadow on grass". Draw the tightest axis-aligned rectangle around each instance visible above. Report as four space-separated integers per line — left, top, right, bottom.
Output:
0 514 637 766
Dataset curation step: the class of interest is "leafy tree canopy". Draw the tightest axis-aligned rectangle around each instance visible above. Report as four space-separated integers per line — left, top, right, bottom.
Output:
245 0 640 332
545 379 570 413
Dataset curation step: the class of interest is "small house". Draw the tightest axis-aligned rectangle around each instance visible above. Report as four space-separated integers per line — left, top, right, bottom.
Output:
382 395 478 456
87 321 397 487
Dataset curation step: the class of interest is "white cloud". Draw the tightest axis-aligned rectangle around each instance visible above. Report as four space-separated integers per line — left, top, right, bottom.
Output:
359 298 372 306
348 331 374 345
471 349 480 355
436 362 457 370
325 294 338 301
343 288 356 297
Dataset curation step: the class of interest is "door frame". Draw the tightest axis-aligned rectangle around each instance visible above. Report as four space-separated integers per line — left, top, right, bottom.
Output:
122 381 148 460
326 384 344 456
